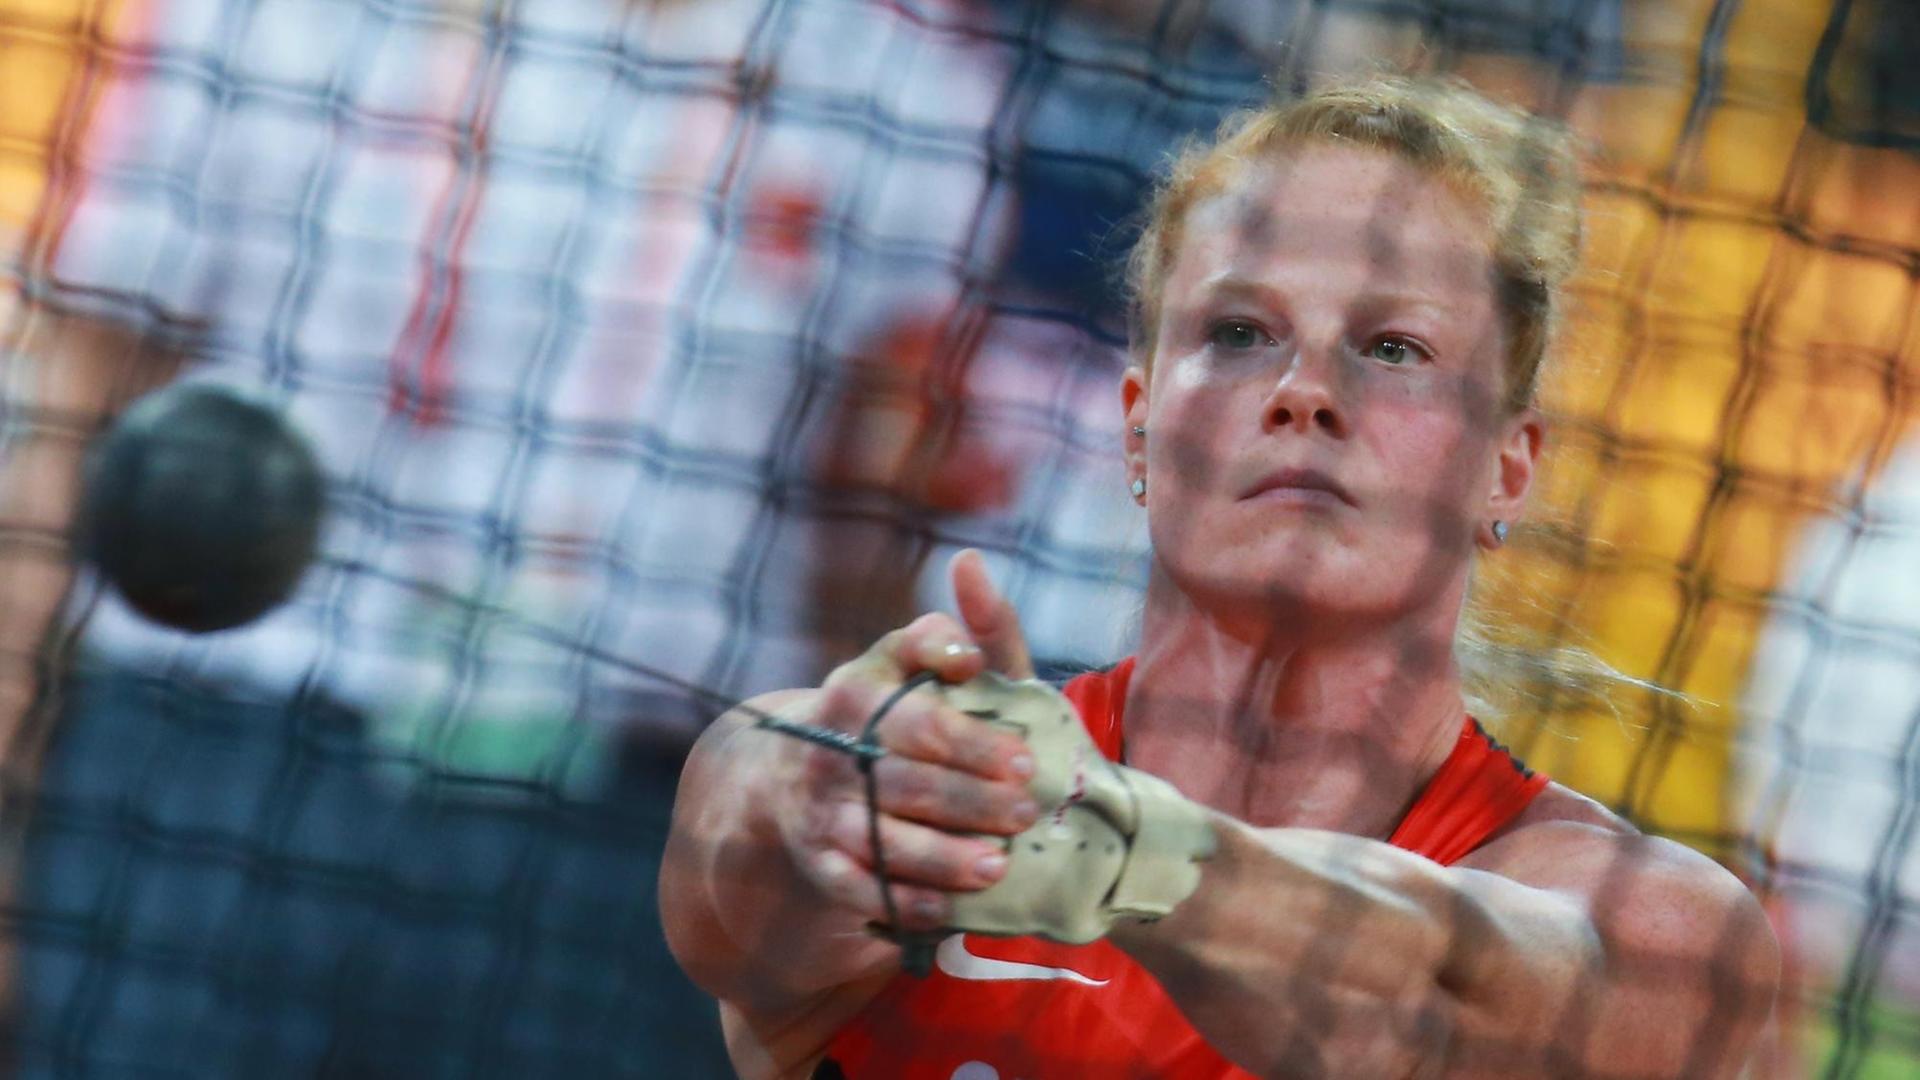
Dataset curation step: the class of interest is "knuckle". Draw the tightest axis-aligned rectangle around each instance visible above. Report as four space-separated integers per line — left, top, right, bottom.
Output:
827 800 873 855
879 700 950 759
818 851 881 912
798 744 850 791
795 797 843 851
809 847 853 893
868 629 909 666
813 681 872 733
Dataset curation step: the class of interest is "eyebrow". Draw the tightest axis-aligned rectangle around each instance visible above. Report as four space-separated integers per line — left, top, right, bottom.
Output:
1189 274 1280 306
1185 273 1453 317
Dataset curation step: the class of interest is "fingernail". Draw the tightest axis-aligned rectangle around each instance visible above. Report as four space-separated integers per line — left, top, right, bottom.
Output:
1010 754 1035 779
1012 800 1039 824
941 640 980 659
975 853 1008 880
914 897 945 920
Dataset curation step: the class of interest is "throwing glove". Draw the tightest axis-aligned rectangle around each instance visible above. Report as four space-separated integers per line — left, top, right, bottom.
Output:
916 671 1217 945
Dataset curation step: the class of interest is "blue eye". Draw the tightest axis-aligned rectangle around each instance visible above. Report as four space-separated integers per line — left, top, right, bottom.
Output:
1364 336 1426 365
1208 320 1270 350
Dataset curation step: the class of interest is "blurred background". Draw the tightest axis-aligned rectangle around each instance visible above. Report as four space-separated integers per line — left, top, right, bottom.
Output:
0 0 1915 1076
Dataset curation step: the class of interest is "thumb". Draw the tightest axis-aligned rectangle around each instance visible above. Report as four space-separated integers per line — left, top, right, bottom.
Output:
950 548 1034 680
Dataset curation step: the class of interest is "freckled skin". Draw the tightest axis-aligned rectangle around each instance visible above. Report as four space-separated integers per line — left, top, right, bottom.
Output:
1127 146 1531 637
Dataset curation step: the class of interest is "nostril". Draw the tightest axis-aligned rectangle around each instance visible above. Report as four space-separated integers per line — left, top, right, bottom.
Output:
1313 408 1338 432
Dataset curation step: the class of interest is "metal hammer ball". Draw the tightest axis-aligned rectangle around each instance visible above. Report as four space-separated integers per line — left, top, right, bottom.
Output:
74 383 324 633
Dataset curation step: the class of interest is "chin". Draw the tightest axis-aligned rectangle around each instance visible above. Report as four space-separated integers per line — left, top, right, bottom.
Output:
1170 550 1347 618
1164 537 1449 632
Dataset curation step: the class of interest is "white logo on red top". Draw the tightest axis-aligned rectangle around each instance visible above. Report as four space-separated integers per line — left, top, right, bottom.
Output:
933 935 1108 986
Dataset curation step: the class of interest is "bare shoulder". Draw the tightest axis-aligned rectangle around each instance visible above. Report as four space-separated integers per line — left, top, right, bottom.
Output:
1505 779 1636 837
1463 780 1751 906
1455 781 1780 1075
1461 779 1778 990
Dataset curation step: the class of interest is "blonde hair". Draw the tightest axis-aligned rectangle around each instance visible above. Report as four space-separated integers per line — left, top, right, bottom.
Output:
1125 74 1583 414
1126 75 1657 724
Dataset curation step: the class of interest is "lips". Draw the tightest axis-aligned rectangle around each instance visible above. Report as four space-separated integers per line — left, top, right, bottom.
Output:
1242 467 1356 507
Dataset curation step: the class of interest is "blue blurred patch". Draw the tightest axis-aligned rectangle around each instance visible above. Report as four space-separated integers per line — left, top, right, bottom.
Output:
14 668 730 1079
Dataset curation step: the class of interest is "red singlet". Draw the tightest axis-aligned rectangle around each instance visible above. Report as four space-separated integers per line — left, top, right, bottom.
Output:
817 658 1549 1079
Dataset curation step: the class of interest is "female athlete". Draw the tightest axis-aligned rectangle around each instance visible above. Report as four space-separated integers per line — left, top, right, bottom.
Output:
660 76 1779 1079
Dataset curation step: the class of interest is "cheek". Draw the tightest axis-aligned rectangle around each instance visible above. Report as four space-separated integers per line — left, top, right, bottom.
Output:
1357 400 1495 537
1146 365 1264 486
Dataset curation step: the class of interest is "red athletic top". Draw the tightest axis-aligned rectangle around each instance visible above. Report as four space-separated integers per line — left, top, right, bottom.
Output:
817 658 1549 1079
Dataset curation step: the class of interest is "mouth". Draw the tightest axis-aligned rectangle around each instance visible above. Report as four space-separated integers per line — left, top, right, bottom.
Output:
1241 468 1356 508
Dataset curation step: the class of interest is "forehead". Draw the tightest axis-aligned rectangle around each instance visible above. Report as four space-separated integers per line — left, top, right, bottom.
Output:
1170 143 1498 299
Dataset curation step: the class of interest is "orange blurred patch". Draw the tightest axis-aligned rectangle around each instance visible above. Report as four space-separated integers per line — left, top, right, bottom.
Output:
817 311 1015 514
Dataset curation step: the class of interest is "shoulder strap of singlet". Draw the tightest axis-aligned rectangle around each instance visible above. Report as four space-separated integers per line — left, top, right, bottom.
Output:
1387 717 1549 866
1061 660 1547 867
1060 657 1133 762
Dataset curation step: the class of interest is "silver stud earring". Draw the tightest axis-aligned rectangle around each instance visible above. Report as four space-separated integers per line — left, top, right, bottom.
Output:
1131 426 1146 438
1490 520 1509 546
1130 478 1146 500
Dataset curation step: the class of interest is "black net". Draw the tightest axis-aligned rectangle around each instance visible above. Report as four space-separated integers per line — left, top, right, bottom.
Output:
0 0 1913 1076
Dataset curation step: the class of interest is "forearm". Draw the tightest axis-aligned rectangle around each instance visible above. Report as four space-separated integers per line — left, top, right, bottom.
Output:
1110 817 1600 1078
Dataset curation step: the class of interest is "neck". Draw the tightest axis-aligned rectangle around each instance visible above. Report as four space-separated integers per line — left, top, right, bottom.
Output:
1124 565 1467 835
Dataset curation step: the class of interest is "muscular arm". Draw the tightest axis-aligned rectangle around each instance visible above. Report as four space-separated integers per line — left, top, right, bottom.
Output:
1110 804 1779 1078
659 607 1041 1076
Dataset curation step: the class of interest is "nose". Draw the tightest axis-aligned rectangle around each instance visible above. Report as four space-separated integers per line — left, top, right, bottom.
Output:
1260 346 1348 438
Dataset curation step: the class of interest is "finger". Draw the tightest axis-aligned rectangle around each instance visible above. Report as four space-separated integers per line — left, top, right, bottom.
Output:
891 611 988 684
816 672 1031 779
870 754 1039 835
950 548 1034 679
807 847 952 931
865 685 1035 781
823 800 1013 892
810 677 882 736
831 613 987 692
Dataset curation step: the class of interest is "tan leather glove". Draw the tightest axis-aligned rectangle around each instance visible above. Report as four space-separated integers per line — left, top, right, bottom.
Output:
929 672 1217 944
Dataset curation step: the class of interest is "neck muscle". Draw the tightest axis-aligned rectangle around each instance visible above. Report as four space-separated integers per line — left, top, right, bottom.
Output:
1124 568 1466 835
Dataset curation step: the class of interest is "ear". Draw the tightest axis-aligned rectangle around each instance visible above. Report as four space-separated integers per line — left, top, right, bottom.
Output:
1481 409 1542 549
1122 366 1150 496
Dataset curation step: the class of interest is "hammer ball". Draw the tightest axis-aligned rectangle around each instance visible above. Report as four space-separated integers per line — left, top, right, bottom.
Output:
75 383 325 633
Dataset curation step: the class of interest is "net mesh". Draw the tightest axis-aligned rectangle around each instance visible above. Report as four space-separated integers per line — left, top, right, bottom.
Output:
0 0 1914 1075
